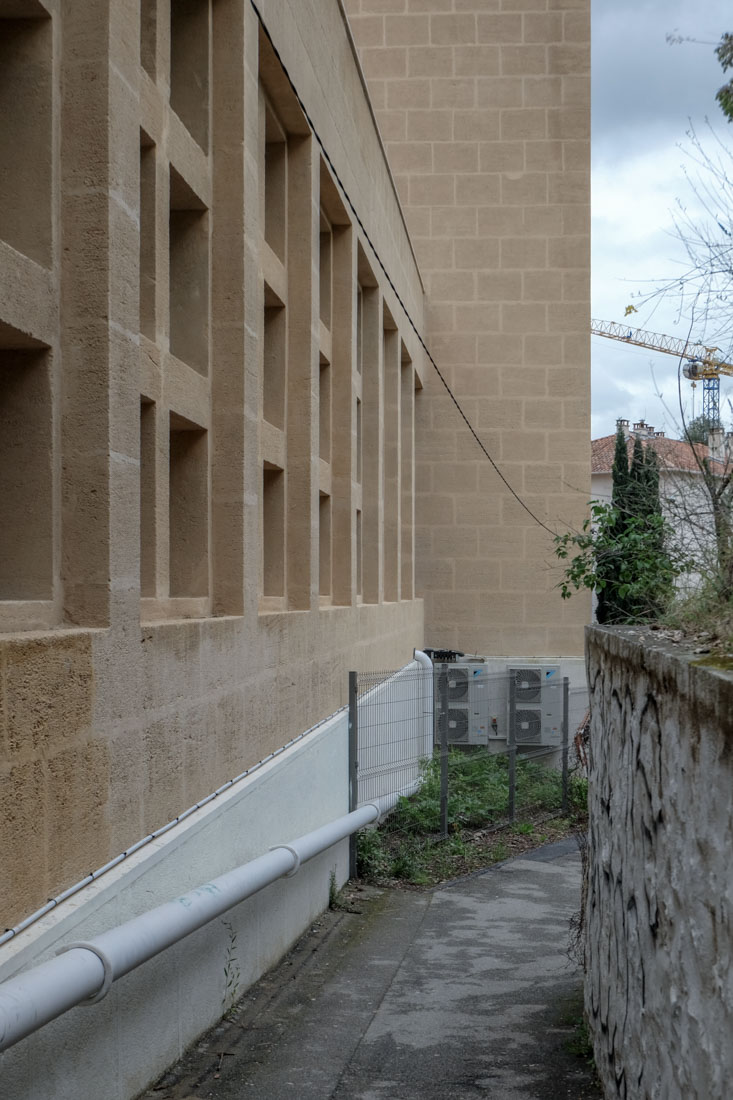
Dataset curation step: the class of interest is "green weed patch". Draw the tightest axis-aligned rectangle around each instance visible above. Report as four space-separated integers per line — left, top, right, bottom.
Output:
357 750 587 887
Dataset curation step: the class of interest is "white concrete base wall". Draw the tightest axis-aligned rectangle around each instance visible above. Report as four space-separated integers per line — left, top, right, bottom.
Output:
0 713 351 1100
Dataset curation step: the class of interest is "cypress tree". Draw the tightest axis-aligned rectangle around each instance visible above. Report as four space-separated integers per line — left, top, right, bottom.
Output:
643 445 662 518
597 427 631 624
611 426 629 512
641 445 670 616
558 428 679 622
626 436 647 520
616 437 671 619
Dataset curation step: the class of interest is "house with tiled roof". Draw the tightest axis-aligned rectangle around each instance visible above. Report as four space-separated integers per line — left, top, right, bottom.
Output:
592 419 732 589
592 418 730 495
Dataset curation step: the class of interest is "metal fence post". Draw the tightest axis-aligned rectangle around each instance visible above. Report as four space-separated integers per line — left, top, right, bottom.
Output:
508 670 516 824
439 663 449 838
348 671 358 878
561 676 569 815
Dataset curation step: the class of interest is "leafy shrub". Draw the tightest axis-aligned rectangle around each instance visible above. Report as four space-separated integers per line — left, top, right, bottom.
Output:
356 826 391 880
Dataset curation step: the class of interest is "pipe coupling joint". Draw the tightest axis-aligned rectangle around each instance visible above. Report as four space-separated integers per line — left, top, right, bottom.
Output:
269 843 301 876
56 942 114 1004
363 802 381 826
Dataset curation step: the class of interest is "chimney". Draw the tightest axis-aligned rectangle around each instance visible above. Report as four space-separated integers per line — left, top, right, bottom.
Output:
708 427 724 461
654 431 665 438
724 433 733 468
616 418 630 439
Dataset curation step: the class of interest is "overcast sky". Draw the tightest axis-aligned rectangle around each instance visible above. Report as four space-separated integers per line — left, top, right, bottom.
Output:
591 0 732 439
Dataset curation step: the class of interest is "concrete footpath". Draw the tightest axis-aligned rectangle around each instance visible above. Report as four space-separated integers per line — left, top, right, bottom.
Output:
144 839 601 1100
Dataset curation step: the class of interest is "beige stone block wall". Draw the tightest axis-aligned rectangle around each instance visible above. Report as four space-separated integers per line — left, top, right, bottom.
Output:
0 1 425 927
346 0 591 655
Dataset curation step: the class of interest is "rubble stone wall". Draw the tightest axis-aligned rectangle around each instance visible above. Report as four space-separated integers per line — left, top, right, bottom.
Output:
585 626 733 1100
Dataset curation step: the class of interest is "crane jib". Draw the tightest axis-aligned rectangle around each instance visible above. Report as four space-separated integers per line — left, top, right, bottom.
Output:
591 318 733 424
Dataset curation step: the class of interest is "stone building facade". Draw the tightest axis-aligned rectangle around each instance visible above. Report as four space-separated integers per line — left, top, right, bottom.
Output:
0 0 589 927
347 0 591 655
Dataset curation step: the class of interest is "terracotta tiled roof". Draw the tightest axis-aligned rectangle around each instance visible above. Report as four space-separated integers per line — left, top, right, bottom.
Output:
591 434 728 475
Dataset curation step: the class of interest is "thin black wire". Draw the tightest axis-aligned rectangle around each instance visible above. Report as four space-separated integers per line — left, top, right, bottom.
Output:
250 1 557 538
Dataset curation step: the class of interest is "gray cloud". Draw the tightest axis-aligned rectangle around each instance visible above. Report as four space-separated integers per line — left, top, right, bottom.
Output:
591 0 732 438
593 0 730 161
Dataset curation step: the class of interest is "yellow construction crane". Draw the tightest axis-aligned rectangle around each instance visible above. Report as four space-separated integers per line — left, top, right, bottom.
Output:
591 318 733 423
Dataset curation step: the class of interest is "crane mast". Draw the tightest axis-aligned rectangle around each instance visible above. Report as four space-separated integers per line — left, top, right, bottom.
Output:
591 318 733 423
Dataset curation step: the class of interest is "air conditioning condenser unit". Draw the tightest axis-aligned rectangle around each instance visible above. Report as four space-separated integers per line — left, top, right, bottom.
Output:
435 660 491 746
507 664 562 747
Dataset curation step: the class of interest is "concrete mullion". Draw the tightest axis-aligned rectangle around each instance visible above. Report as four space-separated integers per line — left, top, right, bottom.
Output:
60 4 113 626
211 0 246 615
242 8 262 618
139 399 157 598
382 326 399 603
156 147 170 357
400 358 415 600
330 225 355 606
361 288 383 605
155 400 170 598
285 134 318 610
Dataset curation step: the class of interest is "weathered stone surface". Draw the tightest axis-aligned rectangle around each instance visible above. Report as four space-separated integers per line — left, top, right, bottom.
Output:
585 626 733 1100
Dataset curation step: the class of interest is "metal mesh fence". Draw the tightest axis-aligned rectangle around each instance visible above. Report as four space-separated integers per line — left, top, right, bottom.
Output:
350 661 589 845
351 663 433 811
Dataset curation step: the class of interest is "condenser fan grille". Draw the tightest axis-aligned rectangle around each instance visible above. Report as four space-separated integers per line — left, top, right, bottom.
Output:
447 709 469 742
514 668 541 703
515 709 542 742
438 668 469 701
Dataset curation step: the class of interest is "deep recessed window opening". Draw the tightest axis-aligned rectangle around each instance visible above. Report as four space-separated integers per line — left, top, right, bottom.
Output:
170 0 210 150
319 493 331 597
319 215 332 329
319 353 331 462
262 465 285 597
169 415 208 598
0 346 53 599
264 104 286 262
382 325 399 603
356 396 362 484
140 0 157 78
356 286 363 375
264 302 286 429
139 135 156 340
358 280 379 606
140 398 156 597
400 351 414 599
356 508 362 599
169 167 209 376
0 14 52 267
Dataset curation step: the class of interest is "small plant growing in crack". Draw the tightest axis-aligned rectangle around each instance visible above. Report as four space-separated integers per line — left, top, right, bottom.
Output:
328 869 339 908
329 869 361 912
221 919 241 1018
328 869 352 910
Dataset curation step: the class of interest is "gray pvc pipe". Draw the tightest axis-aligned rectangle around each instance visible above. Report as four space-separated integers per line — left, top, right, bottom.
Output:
0 802 379 1052
413 648 435 757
